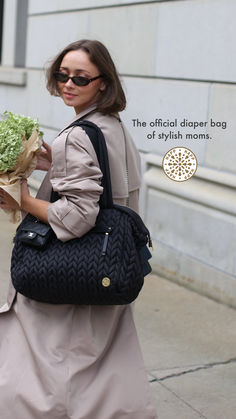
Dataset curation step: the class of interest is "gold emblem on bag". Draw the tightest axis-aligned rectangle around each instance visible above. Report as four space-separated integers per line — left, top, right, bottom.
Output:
102 277 111 287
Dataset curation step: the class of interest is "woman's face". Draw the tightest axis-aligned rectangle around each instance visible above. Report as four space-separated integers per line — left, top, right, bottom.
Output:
57 49 106 114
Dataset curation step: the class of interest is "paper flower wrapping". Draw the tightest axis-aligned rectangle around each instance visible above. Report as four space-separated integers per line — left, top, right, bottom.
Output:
0 111 43 222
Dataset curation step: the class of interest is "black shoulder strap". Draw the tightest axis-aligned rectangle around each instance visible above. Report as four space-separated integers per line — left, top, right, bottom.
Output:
51 120 113 209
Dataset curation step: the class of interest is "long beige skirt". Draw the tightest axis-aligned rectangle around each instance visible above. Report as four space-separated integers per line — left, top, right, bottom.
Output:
0 293 157 419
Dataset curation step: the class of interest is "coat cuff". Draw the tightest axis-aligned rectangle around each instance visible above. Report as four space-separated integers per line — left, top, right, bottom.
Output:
47 197 99 242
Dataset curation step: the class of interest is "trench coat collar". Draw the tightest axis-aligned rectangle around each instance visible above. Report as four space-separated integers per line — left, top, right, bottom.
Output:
58 104 98 135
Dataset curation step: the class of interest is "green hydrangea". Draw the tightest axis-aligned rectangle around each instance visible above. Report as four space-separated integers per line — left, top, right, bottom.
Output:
0 111 43 172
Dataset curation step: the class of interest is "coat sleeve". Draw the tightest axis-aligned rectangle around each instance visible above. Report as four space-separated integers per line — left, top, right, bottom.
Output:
47 126 103 242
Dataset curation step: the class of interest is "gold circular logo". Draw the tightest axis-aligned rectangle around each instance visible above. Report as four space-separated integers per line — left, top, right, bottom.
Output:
162 147 198 182
102 277 111 287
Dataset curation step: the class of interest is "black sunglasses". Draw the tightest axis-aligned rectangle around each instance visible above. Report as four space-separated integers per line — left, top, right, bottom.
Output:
54 71 103 86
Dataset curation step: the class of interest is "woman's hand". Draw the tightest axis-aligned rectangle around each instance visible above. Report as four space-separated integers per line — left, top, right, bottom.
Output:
0 188 20 210
36 140 52 171
0 179 50 223
0 179 29 211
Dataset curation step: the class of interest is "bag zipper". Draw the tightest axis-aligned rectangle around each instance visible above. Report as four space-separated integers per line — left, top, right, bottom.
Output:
101 226 112 256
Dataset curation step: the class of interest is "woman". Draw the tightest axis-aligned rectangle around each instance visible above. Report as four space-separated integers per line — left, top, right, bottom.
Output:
0 40 157 418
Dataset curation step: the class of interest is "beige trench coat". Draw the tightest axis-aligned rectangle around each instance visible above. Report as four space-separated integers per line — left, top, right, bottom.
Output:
0 105 157 419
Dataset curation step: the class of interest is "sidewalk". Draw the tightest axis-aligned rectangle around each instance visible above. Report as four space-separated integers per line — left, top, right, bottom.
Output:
0 212 236 418
135 275 236 418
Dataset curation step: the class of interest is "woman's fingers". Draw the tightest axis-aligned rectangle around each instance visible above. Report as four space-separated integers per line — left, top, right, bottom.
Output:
0 187 19 210
0 188 5 199
42 139 51 151
0 202 12 210
36 155 51 171
35 140 52 171
42 140 52 161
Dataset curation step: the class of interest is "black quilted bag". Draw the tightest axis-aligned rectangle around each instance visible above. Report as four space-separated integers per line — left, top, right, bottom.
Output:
11 121 152 305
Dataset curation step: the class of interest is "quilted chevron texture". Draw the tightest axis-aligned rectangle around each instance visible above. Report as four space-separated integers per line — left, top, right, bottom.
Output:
11 206 149 305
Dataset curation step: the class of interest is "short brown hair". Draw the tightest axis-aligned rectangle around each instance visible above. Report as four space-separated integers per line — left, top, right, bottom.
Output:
46 39 126 115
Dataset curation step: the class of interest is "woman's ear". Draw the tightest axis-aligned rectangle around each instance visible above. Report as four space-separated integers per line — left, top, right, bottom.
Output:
100 81 106 92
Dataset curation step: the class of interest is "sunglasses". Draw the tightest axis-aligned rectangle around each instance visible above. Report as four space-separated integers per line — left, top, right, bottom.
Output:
54 71 103 86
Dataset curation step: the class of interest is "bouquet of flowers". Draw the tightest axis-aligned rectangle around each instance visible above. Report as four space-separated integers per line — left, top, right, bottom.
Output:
0 111 43 222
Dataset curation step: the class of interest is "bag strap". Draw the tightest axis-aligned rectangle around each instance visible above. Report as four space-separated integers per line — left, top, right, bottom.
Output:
51 120 114 209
